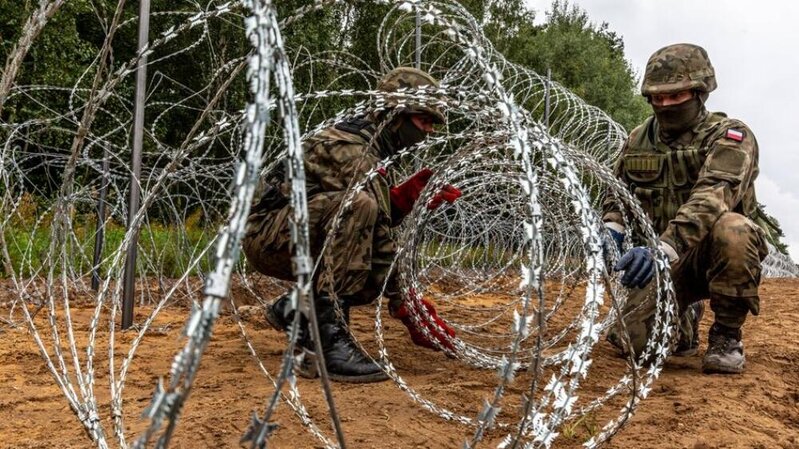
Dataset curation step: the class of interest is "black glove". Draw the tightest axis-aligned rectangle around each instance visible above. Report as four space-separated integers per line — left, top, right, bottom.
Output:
613 247 655 288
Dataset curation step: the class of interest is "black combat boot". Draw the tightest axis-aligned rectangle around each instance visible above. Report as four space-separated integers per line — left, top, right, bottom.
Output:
297 297 388 383
266 293 353 332
264 293 294 332
265 293 313 347
702 323 745 374
673 301 704 357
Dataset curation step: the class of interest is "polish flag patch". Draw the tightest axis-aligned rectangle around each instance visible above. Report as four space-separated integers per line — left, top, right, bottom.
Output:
725 129 744 142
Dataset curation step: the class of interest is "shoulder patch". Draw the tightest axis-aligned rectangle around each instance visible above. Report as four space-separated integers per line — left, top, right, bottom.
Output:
725 129 745 142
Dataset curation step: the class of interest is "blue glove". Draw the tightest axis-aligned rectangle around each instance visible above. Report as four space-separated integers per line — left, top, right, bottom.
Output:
607 228 624 253
613 247 655 288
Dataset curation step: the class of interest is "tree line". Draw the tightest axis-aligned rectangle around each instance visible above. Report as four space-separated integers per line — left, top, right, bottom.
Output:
1 0 788 253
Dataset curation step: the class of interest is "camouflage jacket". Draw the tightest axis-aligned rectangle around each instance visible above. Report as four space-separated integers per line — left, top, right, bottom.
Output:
303 121 394 217
603 111 760 257
251 118 394 222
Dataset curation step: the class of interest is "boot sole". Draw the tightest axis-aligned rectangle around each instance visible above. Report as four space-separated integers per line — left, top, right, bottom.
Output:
296 361 390 383
327 371 390 383
294 350 390 383
672 347 698 357
702 359 744 374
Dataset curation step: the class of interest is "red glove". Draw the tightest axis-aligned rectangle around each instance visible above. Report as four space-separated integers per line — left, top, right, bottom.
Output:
391 290 456 352
390 168 462 215
427 184 462 210
390 168 433 215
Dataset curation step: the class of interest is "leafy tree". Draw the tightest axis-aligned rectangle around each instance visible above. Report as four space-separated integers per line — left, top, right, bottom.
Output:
5 0 788 256
758 203 789 254
482 0 649 132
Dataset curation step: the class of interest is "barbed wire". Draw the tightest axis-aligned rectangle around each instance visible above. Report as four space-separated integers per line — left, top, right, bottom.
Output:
0 0 792 448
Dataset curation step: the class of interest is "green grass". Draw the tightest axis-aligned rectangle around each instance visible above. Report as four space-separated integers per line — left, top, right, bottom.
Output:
1 216 220 279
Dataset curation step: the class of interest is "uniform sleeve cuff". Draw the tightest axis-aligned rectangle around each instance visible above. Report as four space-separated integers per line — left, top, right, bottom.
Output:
604 221 626 233
659 240 679 263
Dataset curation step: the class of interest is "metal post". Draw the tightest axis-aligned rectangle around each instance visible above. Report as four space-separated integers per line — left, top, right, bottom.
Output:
544 67 551 128
91 145 110 291
122 0 151 330
415 9 421 69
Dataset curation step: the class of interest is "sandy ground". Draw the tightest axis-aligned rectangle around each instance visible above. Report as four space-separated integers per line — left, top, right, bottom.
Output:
1 278 798 449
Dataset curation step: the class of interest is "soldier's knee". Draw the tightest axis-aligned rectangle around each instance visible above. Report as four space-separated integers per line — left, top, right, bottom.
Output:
335 192 378 234
607 312 654 358
711 212 757 260
626 320 652 358
712 212 747 233
350 191 378 218
607 325 650 358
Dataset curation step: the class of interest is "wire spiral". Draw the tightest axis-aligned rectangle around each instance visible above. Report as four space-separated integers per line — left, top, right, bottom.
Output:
0 1 790 448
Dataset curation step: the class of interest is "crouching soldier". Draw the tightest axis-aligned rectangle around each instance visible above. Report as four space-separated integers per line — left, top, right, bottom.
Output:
243 67 460 383
604 44 768 374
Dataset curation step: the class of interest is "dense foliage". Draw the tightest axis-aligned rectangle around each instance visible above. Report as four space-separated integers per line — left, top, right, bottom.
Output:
4 0 787 256
1 0 647 213
1 0 649 131
486 1 651 131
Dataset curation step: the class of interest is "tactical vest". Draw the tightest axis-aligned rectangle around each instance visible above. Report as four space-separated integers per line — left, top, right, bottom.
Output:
622 112 757 234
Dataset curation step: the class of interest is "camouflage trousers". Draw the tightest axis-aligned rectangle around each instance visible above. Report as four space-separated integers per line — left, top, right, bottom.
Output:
242 190 399 306
607 212 768 356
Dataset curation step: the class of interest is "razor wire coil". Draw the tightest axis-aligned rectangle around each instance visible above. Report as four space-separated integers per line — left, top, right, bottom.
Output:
0 1 790 448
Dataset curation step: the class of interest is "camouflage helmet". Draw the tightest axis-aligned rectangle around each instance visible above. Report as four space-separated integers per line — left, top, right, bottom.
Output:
377 67 446 124
641 43 717 96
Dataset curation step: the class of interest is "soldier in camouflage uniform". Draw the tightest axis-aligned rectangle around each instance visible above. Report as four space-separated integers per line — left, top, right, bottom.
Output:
603 43 768 374
242 67 460 383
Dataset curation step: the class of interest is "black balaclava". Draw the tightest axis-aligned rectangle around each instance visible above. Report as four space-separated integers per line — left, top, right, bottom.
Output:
374 113 428 157
652 92 707 141
395 115 428 149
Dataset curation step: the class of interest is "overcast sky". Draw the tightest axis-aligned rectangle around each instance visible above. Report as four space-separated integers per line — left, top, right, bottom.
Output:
524 0 799 261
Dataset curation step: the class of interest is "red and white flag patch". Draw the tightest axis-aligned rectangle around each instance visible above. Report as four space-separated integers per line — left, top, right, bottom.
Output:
725 129 744 142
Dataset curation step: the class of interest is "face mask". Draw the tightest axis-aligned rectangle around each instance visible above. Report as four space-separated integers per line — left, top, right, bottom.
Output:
374 113 430 157
652 95 705 137
396 116 429 149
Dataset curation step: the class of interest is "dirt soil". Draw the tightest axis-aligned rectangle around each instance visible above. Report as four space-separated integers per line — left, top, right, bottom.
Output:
1 278 798 449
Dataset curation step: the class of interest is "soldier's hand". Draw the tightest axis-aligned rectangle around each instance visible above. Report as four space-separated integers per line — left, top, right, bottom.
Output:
390 289 456 352
607 228 624 253
613 246 655 288
427 184 462 210
391 168 462 215
390 168 434 215
601 227 624 263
